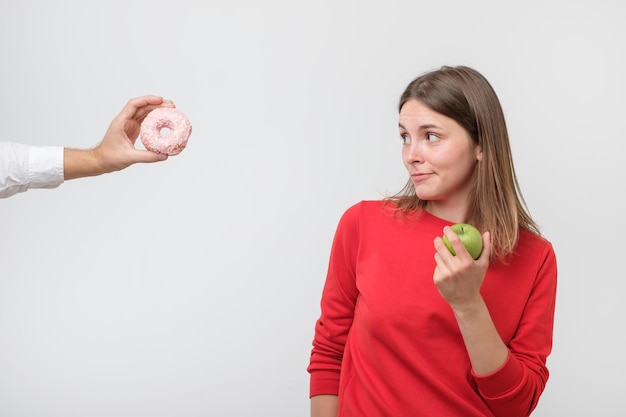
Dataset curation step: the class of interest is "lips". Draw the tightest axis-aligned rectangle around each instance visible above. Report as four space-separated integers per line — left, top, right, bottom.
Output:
410 173 432 182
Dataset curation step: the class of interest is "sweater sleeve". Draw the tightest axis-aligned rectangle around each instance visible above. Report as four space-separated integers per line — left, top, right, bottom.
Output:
307 202 361 397
0 142 64 198
473 241 558 417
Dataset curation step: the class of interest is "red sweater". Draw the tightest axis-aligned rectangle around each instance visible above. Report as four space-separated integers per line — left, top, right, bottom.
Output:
308 200 557 417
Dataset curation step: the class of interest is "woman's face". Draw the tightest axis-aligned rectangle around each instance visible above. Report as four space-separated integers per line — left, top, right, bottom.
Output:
399 99 482 218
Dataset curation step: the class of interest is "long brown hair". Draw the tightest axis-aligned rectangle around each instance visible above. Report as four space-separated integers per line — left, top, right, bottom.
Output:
388 65 540 260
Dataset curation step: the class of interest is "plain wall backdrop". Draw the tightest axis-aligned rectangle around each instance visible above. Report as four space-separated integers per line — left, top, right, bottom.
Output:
1 1 625 416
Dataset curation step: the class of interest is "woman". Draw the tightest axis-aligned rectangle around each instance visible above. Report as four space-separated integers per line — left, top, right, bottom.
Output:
307 65 558 417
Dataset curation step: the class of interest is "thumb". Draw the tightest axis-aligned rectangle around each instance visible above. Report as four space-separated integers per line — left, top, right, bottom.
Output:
134 149 169 163
478 231 492 261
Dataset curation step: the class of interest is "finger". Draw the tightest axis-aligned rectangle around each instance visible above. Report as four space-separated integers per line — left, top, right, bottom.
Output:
116 95 175 123
433 236 456 271
433 252 446 278
442 226 472 259
134 99 177 121
476 231 492 262
433 235 449 257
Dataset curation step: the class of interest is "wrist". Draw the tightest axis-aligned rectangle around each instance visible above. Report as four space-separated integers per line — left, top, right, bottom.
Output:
450 296 486 321
63 147 104 180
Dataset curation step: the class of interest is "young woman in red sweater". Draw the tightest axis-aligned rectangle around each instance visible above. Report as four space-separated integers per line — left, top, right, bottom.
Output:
308 65 558 417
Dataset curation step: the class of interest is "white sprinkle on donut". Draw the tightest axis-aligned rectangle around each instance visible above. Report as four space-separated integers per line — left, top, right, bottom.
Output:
140 107 192 156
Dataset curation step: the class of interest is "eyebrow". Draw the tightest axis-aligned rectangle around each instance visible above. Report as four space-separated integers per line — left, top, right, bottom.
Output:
398 122 442 130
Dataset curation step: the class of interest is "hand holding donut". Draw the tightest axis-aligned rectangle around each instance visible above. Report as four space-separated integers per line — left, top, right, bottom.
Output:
64 95 191 180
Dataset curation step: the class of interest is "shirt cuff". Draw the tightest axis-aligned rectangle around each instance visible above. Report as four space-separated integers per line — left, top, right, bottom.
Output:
29 145 64 189
309 370 341 398
472 351 526 399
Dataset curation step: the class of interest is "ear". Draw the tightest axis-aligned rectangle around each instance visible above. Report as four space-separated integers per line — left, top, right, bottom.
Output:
476 146 483 161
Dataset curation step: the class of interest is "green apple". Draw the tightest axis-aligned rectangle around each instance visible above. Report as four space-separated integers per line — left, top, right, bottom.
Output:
442 223 483 260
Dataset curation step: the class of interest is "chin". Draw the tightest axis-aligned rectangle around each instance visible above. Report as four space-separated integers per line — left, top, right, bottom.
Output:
413 188 434 200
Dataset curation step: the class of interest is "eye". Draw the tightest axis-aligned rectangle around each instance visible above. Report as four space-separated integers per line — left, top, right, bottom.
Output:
400 133 410 144
426 133 439 143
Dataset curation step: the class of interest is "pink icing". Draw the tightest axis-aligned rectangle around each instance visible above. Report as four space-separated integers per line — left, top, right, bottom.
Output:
140 107 192 155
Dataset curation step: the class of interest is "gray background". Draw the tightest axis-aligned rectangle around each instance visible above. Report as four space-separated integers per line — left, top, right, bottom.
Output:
1 0 624 416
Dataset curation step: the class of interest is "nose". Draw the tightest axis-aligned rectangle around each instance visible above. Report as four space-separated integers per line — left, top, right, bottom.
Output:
403 141 423 165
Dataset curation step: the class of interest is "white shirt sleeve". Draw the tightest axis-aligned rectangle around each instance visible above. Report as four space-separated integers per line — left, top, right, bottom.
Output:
0 141 64 199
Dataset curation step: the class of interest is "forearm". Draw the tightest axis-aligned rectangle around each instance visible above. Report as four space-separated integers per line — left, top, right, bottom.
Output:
311 395 338 417
63 148 104 180
452 297 509 375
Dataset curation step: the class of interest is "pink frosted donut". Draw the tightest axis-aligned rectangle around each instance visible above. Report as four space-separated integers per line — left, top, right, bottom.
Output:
140 107 192 156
